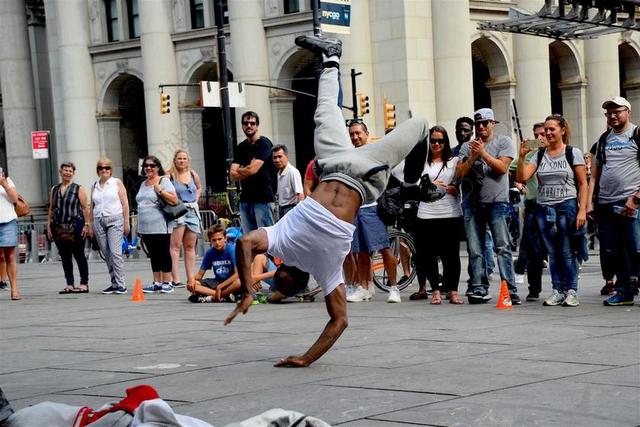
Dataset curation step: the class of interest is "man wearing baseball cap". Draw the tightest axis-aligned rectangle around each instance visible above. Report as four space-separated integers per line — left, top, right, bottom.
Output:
587 96 640 306
456 108 520 305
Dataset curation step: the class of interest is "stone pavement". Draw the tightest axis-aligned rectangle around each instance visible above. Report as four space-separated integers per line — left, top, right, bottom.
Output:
0 257 638 426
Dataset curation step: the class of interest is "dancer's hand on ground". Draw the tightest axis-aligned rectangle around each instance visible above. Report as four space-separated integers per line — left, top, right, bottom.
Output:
223 294 253 325
274 355 310 368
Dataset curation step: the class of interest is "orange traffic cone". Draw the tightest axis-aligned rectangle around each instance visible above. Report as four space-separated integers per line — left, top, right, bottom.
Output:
495 280 512 310
130 277 144 302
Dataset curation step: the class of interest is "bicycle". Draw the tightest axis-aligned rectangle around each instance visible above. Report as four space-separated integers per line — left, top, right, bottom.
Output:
372 226 417 293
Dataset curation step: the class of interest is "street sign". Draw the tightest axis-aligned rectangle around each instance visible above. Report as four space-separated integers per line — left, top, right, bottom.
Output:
31 130 49 159
320 0 351 34
200 81 246 108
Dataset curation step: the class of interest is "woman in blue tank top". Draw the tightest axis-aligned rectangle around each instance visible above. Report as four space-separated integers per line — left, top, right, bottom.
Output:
167 149 203 288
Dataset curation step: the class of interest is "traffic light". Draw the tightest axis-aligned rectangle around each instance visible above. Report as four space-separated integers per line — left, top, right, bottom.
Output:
384 100 396 131
358 93 370 116
160 92 171 114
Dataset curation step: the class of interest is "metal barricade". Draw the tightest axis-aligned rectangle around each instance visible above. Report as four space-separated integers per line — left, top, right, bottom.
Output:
17 221 50 264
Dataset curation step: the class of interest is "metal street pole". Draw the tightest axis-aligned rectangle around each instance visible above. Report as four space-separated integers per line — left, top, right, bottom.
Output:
311 0 321 35
213 0 234 183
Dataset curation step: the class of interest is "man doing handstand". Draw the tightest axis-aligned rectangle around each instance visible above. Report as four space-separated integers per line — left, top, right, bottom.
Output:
224 35 429 367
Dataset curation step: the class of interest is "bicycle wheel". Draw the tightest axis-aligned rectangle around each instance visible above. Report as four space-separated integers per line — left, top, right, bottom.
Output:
372 229 417 292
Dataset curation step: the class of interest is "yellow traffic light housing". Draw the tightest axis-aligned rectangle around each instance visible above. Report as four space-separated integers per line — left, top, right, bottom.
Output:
383 99 396 131
160 92 171 114
357 93 370 116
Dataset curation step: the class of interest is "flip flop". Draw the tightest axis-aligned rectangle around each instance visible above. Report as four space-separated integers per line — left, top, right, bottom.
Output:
59 286 76 294
11 292 22 300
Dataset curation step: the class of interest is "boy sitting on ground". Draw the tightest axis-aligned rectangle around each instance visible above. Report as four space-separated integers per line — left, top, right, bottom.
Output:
187 224 240 303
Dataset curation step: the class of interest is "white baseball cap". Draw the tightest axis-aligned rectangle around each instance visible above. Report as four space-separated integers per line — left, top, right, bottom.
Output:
602 96 631 110
473 108 499 124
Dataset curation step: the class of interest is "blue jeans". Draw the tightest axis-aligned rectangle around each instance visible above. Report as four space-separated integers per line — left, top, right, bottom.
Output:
514 200 546 295
239 202 274 234
535 198 579 292
484 229 495 276
597 201 640 297
463 202 516 294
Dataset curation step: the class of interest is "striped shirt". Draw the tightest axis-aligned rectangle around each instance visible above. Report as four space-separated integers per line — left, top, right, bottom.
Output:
52 183 83 224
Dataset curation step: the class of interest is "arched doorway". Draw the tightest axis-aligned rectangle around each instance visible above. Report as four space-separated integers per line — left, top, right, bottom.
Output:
292 61 319 168
183 63 236 193
470 37 514 133
99 74 147 208
619 41 640 110
549 41 586 146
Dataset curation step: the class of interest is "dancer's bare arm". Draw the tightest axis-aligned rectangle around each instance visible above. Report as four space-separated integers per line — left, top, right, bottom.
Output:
274 284 348 367
224 229 268 325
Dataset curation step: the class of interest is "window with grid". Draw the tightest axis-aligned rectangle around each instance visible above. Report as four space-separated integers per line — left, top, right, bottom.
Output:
127 0 140 38
284 0 300 14
105 0 120 41
190 0 205 28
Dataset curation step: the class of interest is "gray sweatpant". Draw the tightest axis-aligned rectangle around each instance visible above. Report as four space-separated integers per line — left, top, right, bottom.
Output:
314 67 429 203
93 215 126 288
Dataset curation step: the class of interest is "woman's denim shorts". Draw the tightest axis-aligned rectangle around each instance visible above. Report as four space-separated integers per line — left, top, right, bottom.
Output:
169 206 201 234
0 219 18 247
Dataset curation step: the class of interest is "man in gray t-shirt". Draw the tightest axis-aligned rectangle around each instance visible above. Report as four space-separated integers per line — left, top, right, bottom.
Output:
587 96 640 305
457 108 520 304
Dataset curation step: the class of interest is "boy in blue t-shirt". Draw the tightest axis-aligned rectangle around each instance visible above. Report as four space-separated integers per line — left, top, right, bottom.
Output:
187 224 239 303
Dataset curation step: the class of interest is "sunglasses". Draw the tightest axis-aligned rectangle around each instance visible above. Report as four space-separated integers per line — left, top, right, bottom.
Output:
430 139 444 145
475 120 491 127
143 163 158 169
97 166 111 171
242 121 257 126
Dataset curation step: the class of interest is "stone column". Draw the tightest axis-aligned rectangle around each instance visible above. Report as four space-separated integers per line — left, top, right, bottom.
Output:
559 82 588 151
139 0 183 167
432 0 474 132
228 0 273 139
0 0 44 204
513 0 552 141
96 116 124 178
179 107 206 189
53 0 101 188
584 35 620 146
270 94 296 165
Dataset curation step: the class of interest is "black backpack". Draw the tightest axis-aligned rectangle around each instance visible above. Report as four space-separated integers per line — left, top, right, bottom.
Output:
595 126 640 166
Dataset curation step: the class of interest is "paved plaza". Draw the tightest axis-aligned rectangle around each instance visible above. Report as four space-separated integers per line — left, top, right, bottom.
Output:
0 256 638 426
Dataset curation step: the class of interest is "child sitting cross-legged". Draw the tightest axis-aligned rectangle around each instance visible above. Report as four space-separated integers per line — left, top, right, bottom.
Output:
187 224 240 303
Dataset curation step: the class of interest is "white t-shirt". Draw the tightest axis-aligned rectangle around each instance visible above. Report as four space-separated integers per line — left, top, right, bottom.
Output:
276 163 303 207
0 178 17 224
417 158 462 219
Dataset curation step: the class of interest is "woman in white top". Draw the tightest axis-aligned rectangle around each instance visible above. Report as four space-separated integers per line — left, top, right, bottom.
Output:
90 158 130 294
0 166 21 300
167 149 202 288
412 126 464 305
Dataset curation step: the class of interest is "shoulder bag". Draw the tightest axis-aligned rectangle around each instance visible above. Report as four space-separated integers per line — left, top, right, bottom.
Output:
14 194 30 217
157 177 188 220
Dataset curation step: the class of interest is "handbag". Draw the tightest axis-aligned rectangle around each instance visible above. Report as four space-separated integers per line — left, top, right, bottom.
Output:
14 194 30 217
157 178 188 220
54 223 76 242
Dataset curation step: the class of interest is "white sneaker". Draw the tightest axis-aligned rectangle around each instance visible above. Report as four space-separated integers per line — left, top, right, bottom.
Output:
346 286 371 302
543 289 565 306
387 286 401 303
563 289 579 307
345 284 355 297
367 283 375 297
515 274 525 284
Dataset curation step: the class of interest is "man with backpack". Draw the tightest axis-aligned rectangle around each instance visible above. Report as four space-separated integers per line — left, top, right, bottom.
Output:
587 97 640 306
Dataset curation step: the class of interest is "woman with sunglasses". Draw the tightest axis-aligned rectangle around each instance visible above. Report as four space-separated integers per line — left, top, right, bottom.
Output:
90 158 130 294
411 126 464 305
167 149 202 288
516 114 588 307
136 155 178 293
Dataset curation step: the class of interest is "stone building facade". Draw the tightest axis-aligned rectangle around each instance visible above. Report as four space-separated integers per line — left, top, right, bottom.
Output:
0 0 637 206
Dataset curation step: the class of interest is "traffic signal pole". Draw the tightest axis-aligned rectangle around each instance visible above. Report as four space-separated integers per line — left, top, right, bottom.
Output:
213 0 234 185
351 68 359 119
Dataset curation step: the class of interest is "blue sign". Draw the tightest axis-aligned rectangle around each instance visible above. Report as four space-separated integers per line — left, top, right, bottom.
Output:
320 0 351 34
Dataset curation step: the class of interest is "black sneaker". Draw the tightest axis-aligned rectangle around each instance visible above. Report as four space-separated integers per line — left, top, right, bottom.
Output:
526 293 539 302
468 289 491 304
174 282 186 288
295 35 342 58
102 285 117 295
600 280 615 296
510 293 522 305
0 281 8 291
188 294 210 303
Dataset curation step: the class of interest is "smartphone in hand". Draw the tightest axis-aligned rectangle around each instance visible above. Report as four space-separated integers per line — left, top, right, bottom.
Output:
525 139 540 150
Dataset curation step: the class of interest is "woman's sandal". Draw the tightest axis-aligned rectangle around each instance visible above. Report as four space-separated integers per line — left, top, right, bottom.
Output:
11 291 22 301
409 291 429 301
430 290 442 305
72 285 89 293
59 286 76 294
449 291 464 304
